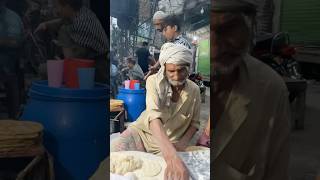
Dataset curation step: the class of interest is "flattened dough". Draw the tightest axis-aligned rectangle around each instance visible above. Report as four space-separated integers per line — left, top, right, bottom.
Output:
140 159 162 177
110 154 142 175
110 151 164 179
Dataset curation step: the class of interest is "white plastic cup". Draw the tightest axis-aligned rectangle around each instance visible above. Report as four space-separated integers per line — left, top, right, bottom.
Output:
124 80 130 89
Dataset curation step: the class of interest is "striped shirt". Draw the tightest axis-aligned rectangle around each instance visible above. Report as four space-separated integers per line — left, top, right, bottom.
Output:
173 34 192 49
70 7 108 54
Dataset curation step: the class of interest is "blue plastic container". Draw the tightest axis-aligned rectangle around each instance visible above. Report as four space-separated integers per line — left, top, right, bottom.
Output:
21 81 108 180
117 88 146 121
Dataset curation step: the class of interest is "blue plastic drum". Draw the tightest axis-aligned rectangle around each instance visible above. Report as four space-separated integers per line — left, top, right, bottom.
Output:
117 88 146 121
21 81 108 180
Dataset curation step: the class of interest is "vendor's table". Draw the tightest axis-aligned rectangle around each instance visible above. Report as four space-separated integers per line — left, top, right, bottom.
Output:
110 99 126 133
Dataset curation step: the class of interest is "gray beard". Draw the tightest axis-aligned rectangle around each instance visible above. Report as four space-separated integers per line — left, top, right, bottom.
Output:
168 79 186 86
212 56 243 78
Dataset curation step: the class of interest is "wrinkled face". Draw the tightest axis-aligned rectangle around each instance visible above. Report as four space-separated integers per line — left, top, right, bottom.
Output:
153 19 164 32
165 63 189 86
211 12 250 77
162 25 177 41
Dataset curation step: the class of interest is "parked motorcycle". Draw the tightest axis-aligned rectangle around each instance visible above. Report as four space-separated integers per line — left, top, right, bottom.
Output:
252 32 302 80
189 72 206 103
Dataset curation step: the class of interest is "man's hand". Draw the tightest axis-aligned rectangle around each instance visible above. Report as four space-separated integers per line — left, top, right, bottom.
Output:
149 119 190 180
164 154 189 180
34 22 47 33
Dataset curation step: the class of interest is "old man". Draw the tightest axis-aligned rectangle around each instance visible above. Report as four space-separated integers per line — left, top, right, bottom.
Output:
211 0 291 180
111 43 201 180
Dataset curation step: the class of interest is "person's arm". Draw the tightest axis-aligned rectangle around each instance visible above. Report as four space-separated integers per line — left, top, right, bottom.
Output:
144 60 160 80
34 18 63 33
150 119 178 160
149 60 160 71
150 119 189 180
148 55 156 66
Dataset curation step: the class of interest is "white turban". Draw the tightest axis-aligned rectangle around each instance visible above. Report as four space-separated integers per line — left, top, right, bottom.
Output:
155 43 193 107
153 11 168 21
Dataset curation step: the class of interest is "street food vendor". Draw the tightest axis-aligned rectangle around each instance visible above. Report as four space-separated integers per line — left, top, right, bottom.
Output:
34 0 108 83
109 43 201 180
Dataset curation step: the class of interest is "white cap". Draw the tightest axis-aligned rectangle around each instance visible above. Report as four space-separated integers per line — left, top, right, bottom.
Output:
152 11 168 21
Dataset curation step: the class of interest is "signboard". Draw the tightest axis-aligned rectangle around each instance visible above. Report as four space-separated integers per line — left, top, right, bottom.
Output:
197 39 210 78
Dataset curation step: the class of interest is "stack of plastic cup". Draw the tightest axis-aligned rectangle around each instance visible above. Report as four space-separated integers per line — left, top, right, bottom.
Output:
129 80 139 89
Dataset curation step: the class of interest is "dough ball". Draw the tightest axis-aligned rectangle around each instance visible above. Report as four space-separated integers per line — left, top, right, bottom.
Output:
110 154 143 175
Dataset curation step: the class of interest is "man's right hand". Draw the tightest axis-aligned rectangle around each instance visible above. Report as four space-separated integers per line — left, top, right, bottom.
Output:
34 22 47 33
149 119 190 180
164 154 189 180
